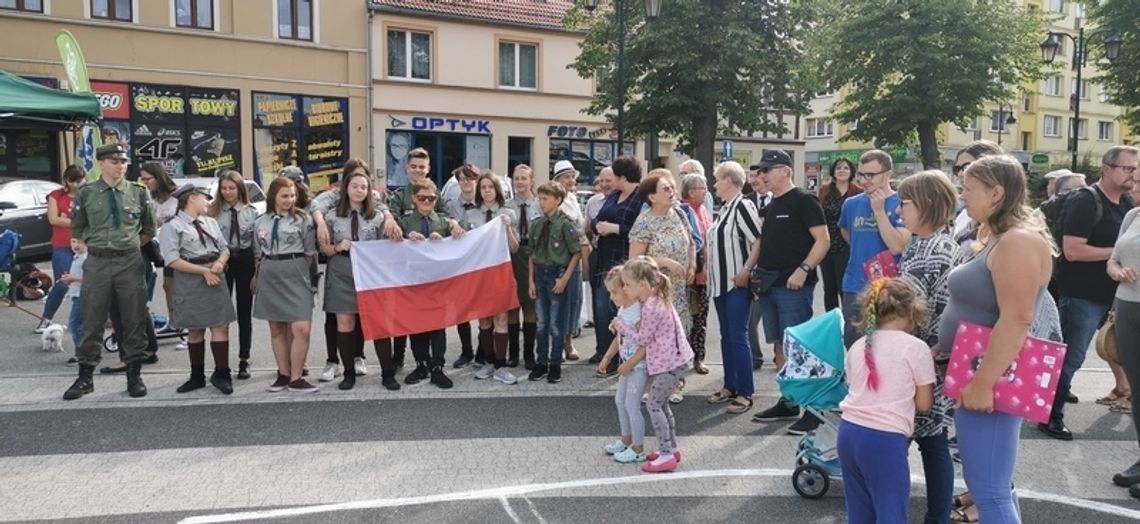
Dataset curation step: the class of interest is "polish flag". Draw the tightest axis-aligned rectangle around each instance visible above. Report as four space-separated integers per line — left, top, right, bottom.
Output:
352 221 519 340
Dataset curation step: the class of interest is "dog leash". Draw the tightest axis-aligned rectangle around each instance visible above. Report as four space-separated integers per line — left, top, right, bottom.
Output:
5 298 46 321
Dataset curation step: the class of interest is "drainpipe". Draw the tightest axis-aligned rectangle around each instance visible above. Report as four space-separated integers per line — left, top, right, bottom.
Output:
366 1 375 171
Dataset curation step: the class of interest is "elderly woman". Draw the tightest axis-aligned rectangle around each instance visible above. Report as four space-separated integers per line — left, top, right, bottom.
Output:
705 162 762 415
682 172 713 374
629 171 695 335
943 155 1054 522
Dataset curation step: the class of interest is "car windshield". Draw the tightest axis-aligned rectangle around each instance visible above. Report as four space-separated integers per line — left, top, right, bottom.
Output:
0 183 38 208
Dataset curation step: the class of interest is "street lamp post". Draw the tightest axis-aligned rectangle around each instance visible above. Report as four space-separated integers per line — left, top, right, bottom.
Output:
996 101 1017 147
1041 28 1123 170
583 0 662 151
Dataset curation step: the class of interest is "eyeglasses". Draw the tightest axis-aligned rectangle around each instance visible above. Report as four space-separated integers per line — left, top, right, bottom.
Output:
952 162 973 176
856 168 891 180
415 195 438 203
1107 163 1138 174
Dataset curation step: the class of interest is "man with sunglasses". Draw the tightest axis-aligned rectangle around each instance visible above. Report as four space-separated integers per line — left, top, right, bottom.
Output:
838 150 910 347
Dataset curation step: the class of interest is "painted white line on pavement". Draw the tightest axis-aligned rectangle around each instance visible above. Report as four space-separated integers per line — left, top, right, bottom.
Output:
179 469 1140 523
524 496 549 524
498 496 521 524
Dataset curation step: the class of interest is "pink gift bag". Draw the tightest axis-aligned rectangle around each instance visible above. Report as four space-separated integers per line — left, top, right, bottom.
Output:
943 321 1067 424
862 250 900 281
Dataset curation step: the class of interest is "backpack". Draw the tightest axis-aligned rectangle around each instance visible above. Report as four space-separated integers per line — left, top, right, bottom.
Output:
1046 185 1134 258
0 229 19 270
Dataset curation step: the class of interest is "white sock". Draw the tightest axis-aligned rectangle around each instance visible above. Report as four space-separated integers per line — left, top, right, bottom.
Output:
651 453 672 466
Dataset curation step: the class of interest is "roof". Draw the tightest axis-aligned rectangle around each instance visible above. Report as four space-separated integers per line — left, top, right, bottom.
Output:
369 0 574 31
0 70 100 130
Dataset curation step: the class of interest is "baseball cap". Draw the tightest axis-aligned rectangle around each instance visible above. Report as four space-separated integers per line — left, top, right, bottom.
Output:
96 143 129 162
553 160 578 179
171 184 212 200
752 149 793 171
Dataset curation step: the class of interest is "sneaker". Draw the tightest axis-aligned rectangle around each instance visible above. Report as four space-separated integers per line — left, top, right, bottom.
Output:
174 340 189 351
33 319 50 334
473 354 488 369
288 378 318 393
453 353 475 369
155 324 181 336
267 374 290 392
785 411 822 435
354 357 368 376
493 367 518 385
338 377 355 391
66 357 78 366
430 367 454 389
613 447 646 464
318 362 341 382
528 364 548 381
474 363 496 380
751 397 801 422
404 363 430 385
604 441 628 455
547 365 562 383
381 373 401 391
1113 460 1140 487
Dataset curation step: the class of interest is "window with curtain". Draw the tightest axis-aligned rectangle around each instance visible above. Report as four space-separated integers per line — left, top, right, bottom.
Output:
0 0 43 12
176 0 214 29
499 42 537 89
91 0 131 21
388 29 432 81
278 0 312 41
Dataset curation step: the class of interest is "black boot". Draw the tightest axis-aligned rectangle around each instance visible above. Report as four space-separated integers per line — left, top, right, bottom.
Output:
522 322 537 370
177 366 207 393
237 360 251 380
507 323 521 367
430 366 454 389
63 364 95 400
126 361 147 398
210 368 234 395
381 370 401 391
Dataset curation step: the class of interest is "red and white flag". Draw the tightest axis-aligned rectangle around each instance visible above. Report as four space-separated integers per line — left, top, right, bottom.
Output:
352 221 519 340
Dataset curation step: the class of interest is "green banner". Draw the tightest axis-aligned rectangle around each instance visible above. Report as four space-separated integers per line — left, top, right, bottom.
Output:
55 29 102 180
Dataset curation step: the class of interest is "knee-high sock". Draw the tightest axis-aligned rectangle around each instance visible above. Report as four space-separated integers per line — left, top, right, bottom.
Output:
508 323 520 360
336 331 357 378
210 340 229 372
522 322 537 360
494 332 508 366
324 313 338 363
187 341 206 376
457 322 473 354
478 327 494 359
373 338 395 372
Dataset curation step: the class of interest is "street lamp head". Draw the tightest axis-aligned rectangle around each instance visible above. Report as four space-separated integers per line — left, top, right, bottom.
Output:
644 0 662 19
1005 114 1017 126
583 0 599 12
1105 32 1123 63
1040 33 1061 64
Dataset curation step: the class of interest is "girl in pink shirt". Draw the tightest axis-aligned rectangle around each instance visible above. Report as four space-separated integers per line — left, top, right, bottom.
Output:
614 257 694 473
838 278 936 523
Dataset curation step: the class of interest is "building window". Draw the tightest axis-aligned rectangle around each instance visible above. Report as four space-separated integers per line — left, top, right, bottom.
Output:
277 0 312 41
848 119 859 131
1023 94 1032 112
499 42 538 90
1048 0 1064 13
1068 117 1087 140
989 110 1013 133
91 0 132 21
1044 75 1062 96
1098 121 1113 141
0 0 43 12
805 118 834 138
388 29 431 81
175 0 214 29
1044 115 1062 137
1070 78 1089 100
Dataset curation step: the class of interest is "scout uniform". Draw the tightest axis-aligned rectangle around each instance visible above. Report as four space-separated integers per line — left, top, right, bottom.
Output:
389 185 450 218
217 200 259 374
396 209 455 388
323 205 388 389
442 192 479 367
463 203 519 383
66 143 156 400
505 193 540 367
529 210 582 377
252 210 317 322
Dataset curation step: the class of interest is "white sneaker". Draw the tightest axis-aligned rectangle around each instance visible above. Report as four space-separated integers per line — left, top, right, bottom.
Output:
474 363 495 380
493 367 518 385
354 357 368 376
319 362 341 382
174 340 188 350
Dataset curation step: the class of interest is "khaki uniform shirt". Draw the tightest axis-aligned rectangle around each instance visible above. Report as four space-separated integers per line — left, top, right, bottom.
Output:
325 207 387 244
398 210 452 238
529 211 581 268
71 178 156 251
389 186 450 218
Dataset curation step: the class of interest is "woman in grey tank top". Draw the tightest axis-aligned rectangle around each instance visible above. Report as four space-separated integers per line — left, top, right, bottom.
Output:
940 156 1055 524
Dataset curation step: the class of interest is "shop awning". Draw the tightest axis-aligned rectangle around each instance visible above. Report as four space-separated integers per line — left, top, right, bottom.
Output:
0 70 100 130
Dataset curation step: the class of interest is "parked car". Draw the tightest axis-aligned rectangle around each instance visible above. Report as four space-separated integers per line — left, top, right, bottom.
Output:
0 178 62 261
176 176 267 215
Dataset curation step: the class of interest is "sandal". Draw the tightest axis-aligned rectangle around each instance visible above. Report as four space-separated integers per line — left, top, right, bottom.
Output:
1097 387 1129 406
950 505 979 523
706 389 736 404
1110 397 1133 414
952 491 973 510
725 396 753 414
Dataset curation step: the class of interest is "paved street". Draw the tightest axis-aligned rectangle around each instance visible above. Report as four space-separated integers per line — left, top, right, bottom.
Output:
2 270 1139 523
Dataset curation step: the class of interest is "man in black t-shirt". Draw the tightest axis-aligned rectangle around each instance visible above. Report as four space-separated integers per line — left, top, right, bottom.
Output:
1042 145 1138 441
746 150 830 433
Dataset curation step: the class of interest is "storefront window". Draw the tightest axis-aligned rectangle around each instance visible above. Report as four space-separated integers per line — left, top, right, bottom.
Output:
253 91 348 189
386 131 491 188
0 130 57 181
549 138 632 186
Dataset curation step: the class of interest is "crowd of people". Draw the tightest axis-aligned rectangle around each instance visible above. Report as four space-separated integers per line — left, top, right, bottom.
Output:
30 137 1140 521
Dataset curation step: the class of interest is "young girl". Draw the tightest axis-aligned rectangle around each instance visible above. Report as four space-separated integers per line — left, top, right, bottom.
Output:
209 170 260 380
612 257 694 474
599 265 648 464
158 184 237 394
253 176 318 393
466 173 520 385
838 278 936 523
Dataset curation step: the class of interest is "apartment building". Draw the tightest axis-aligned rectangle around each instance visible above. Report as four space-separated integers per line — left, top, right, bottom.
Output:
0 0 368 188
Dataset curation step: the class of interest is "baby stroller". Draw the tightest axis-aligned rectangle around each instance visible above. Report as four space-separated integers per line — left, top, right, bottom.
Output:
777 308 847 499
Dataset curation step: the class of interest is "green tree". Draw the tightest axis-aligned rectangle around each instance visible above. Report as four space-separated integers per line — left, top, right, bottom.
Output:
1086 0 1140 132
807 0 1048 168
565 0 818 178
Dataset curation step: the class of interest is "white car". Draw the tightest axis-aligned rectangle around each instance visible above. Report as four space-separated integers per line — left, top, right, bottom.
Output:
177 176 267 215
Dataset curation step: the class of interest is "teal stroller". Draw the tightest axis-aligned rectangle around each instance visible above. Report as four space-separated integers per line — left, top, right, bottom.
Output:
777 308 847 499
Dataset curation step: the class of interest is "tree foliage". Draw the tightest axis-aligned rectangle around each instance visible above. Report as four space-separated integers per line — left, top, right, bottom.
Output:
806 0 1049 167
1086 0 1140 132
565 0 818 173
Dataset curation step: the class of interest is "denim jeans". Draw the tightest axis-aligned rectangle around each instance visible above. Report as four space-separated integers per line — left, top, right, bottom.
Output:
1052 295 1111 420
915 429 954 524
534 266 570 366
41 246 73 321
593 270 617 359
955 408 1022 523
748 298 766 366
564 265 582 335
68 296 83 350
755 284 816 345
714 287 754 397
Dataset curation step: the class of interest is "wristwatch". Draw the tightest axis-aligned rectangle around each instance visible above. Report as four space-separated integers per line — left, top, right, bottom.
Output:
799 263 813 273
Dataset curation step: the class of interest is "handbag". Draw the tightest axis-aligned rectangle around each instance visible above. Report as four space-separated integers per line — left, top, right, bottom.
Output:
141 239 164 267
1095 310 1121 367
749 266 784 298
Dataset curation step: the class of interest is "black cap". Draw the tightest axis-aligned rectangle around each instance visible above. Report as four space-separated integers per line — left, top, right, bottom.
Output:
752 149 793 171
171 184 212 200
95 143 129 161
280 165 308 186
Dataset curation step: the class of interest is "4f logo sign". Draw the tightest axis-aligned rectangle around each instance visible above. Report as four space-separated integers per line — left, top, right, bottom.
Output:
94 92 123 112
137 137 181 160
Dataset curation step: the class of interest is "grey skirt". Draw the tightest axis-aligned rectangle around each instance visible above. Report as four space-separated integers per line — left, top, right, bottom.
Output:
172 263 237 329
253 257 314 322
323 254 358 314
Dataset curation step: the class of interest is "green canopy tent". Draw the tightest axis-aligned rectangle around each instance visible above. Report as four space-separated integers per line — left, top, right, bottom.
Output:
0 70 100 130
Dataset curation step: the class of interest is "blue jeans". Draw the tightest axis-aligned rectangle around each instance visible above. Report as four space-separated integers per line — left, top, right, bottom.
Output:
565 265 582 335
68 296 83 350
756 284 816 345
838 420 911 524
915 430 954 524
842 292 863 348
41 246 73 321
534 266 570 366
593 270 617 359
748 298 766 365
714 287 754 397
955 408 1022 523
1052 295 1111 420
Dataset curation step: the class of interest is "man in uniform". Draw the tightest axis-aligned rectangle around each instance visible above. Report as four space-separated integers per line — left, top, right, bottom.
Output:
64 143 156 400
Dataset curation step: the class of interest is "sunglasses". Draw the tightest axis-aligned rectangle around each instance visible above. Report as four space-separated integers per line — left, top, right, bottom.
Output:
415 195 438 203
952 162 972 176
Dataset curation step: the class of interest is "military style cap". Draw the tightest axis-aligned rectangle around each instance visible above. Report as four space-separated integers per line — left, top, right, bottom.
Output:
280 165 309 186
96 143 129 161
171 184 213 200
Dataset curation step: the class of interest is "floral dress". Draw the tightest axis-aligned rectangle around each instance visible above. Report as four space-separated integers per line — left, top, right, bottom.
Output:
630 210 692 334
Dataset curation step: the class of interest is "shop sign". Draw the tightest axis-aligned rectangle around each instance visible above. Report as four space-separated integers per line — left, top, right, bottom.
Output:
545 125 616 140
390 115 490 134
131 84 186 121
1031 153 1050 165
254 93 299 127
90 81 130 120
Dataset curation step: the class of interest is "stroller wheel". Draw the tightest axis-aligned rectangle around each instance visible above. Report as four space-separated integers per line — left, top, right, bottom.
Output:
103 334 119 353
793 464 829 499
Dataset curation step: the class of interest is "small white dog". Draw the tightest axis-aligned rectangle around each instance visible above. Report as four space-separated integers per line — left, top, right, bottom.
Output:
41 323 65 352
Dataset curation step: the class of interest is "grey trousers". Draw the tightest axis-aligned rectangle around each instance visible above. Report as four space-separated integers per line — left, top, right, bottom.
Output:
1116 299 1140 448
615 367 649 446
748 298 765 364
78 251 149 366
647 367 684 455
